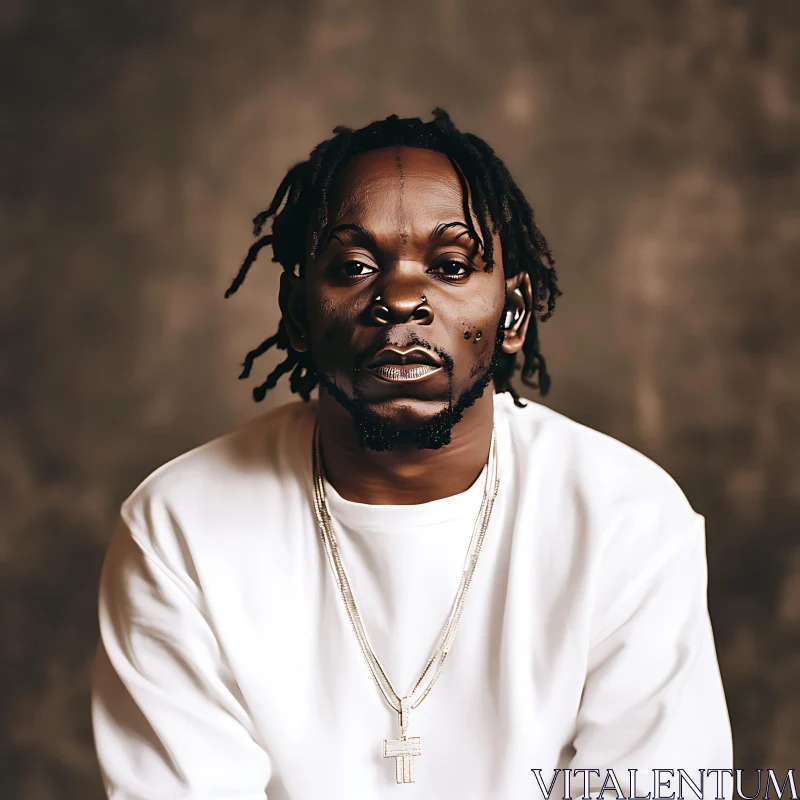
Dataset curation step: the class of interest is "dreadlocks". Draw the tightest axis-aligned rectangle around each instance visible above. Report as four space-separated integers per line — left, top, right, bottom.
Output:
224 108 560 407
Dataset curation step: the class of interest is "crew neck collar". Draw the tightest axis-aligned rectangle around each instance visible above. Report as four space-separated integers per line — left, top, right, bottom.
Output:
322 460 488 531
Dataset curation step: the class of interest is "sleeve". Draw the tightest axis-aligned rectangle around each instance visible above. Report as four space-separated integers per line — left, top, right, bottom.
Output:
566 511 734 800
90 516 272 799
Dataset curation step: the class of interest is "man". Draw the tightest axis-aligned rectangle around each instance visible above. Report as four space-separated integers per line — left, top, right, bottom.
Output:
91 109 733 800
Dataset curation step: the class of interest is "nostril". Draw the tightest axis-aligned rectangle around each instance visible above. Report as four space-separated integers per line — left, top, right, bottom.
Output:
371 305 391 325
412 307 429 321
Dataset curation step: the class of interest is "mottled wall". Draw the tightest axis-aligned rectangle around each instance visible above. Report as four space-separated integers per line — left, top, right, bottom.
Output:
2 0 798 796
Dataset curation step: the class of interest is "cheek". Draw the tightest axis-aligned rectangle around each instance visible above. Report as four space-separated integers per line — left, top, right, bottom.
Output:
306 290 364 365
452 299 503 375
459 286 504 338
467 330 498 375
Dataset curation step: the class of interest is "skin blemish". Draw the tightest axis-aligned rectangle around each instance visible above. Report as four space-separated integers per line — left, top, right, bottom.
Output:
463 331 472 339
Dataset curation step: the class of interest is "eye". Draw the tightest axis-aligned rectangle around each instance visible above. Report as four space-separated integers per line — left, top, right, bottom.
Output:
428 259 474 281
338 260 378 279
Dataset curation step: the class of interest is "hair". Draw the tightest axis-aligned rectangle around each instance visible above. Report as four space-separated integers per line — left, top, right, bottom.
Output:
224 108 561 407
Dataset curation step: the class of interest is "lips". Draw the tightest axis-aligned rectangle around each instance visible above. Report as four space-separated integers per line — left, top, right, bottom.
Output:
364 347 443 383
366 347 442 369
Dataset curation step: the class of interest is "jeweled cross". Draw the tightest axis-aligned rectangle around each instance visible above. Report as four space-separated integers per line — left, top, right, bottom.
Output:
383 735 422 783
383 697 422 784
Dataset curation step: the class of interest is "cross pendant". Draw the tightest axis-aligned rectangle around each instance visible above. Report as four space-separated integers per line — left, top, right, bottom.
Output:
383 697 422 784
383 735 422 783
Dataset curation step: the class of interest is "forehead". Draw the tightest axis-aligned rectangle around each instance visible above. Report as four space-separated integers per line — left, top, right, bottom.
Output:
327 146 473 225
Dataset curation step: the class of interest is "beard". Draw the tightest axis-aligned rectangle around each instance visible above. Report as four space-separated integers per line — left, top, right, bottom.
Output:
315 322 505 452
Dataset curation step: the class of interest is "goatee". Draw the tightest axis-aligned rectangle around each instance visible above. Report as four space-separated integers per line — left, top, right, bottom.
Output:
316 323 505 452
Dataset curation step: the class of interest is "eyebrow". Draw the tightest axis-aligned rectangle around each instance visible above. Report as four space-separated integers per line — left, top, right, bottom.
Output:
430 221 484 251
319 220 484 252
320 223 377 251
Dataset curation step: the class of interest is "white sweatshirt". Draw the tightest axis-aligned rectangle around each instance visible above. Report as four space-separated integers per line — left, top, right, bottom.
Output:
91 393 733 799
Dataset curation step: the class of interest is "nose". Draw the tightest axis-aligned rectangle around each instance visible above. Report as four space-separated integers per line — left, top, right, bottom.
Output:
369 288 434 326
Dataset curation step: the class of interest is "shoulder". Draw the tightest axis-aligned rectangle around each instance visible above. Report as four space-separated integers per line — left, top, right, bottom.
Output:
119 400 316 556
496 392 699 536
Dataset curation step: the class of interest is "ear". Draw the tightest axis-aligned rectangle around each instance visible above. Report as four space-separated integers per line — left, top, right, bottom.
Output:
278 271 309 353
501 271 533 356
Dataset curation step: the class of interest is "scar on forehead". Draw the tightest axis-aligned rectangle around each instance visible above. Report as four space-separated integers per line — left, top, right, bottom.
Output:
394 146 409 246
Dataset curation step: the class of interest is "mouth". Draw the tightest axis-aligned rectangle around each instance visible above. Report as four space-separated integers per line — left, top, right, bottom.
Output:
369 363 442 382
364 347 444 383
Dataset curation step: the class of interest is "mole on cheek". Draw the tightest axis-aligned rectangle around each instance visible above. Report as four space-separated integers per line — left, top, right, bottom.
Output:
463 331 471 340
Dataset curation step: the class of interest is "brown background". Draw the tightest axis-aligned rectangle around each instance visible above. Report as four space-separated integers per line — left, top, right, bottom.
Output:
2 0 798 796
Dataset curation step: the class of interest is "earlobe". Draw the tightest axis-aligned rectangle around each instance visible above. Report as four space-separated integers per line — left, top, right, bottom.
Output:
278 271 309 353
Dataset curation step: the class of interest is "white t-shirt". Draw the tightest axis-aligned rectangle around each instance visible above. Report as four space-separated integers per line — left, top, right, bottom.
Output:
91 393 733 800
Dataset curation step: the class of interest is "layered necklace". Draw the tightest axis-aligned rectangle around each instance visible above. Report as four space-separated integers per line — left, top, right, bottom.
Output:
311 423 500 784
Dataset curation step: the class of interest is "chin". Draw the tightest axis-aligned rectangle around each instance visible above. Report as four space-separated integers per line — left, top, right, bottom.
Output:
332 383 492 453
355 406 465 452
365 397 451 429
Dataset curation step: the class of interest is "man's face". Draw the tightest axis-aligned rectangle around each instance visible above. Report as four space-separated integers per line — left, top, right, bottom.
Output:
286 146 511 450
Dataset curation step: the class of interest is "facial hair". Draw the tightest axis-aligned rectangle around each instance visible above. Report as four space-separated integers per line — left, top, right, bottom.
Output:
315 322 506 451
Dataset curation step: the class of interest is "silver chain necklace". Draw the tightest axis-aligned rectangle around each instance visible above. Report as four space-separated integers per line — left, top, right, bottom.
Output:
311 423 500 784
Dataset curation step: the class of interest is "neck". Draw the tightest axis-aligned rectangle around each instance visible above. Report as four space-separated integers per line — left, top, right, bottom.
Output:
317 390 495 505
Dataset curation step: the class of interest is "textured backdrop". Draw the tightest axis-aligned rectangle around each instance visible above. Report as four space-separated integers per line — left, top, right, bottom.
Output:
2 0 799 796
